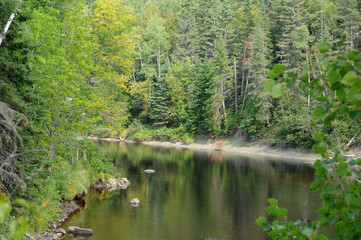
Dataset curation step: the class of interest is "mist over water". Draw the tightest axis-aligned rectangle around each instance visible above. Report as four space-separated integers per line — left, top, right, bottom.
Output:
62 143 322 240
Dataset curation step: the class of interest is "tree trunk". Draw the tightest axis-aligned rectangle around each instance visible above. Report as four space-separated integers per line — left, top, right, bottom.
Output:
234 58 237 113
0 13 16 46
306 48 311 107
240 46 246 102
157 45 161 79
241 70 250 112
221 78 227 122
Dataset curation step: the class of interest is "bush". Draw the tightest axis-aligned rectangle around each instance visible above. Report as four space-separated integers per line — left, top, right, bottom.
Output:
258 42 361 239
127 121 194 143
274 112 315 149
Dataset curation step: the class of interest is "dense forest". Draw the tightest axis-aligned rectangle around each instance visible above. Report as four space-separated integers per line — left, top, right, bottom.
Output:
125 0 361 151
0 0 361 238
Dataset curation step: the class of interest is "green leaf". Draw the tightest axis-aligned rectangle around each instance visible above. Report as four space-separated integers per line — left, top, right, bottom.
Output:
301 227 314 237
327 70 340 85
10 216 28 240
324 112 336 127
313 106 326 118
274 64 286 74
316 96 329 102
271 84 284 98
0 202 11 223
312 132 324 142
345 194 361 207
264 80 276 92
317 208 328 215
348 50 357 60
256 216 268 226
267 198 278 207
276 208 288 218
266 206 278 215
338 105 349 115
341 71 358 87
286 73 298 88
267 70 277 79
318 42 330 53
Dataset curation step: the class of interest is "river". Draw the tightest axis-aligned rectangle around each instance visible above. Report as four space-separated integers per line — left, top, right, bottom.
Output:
62 142 322 240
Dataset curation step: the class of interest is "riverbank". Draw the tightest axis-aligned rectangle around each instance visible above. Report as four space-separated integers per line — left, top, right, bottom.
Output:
39 177 131 240
89 137 318 164
139 140 319 164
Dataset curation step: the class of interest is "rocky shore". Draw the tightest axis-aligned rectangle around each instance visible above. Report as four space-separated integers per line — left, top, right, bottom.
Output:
39 177 131 240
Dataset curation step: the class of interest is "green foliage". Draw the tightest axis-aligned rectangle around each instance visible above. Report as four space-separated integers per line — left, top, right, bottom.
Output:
150 77 171 126
0 193 50 240
237 103 267 140
127 121 194 143
274 112 315 149
260 42 361 239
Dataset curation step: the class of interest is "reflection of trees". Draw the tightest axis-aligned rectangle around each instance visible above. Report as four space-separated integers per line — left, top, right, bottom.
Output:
90 142 321 239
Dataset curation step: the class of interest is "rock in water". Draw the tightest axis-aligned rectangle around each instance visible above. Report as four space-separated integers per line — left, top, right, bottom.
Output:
67 226 93 236
54 228 66 235
129 198 140 204
144 169 155 173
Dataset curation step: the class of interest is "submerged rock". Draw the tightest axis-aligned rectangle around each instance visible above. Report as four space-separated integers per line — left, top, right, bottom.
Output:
67 226 93 236
129 198 140 205
144 169 155 174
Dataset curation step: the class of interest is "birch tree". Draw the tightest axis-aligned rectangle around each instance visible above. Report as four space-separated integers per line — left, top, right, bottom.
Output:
0 0 21 46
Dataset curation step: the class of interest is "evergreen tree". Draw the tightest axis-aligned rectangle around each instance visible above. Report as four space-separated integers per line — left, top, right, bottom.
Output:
211 36 232 133
276 0 309 71
334 0 361 50
248 6 273 125
189 61 213 134
149 76 170 126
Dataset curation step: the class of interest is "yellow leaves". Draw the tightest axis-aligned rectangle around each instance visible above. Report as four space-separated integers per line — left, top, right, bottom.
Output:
101 71 130 92
93 0 134 30
91 0 138 130
102 100 129 133
92 0 137 73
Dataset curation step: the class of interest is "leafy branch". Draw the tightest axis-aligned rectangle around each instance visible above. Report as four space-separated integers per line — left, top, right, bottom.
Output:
257 39 361 239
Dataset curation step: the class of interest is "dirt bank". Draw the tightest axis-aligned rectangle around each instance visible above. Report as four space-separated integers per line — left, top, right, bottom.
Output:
138 140 319 164
89 136 319 164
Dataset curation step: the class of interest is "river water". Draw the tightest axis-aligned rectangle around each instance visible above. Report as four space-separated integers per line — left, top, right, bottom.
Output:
62 142 322 240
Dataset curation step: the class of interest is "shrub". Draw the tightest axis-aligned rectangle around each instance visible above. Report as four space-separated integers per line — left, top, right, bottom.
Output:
258 41 361 239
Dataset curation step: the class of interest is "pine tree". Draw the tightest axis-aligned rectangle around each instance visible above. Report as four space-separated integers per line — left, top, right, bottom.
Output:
189 61 213 134
248 5 273 125
334 0 361 50
276 0 309 71
149 76 170 126
211 36 233 133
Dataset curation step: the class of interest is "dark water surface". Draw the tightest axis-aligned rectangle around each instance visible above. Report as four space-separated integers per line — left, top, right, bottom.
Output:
63 143 322 240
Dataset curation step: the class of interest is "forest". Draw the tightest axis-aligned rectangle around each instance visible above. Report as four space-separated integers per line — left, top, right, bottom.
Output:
0 0 361 239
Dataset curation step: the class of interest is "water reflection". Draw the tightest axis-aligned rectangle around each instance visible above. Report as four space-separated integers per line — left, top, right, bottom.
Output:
62 143 321 240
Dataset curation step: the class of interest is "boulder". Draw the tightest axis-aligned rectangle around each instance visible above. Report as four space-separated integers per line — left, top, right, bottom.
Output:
59 200 80 222
67 226 93 236
129 198 140 205
54 228 66 235
92 177 131 192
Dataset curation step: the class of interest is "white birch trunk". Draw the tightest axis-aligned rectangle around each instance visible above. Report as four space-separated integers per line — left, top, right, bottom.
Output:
234 58 237 113
0 0 22 46
0 13 16 46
